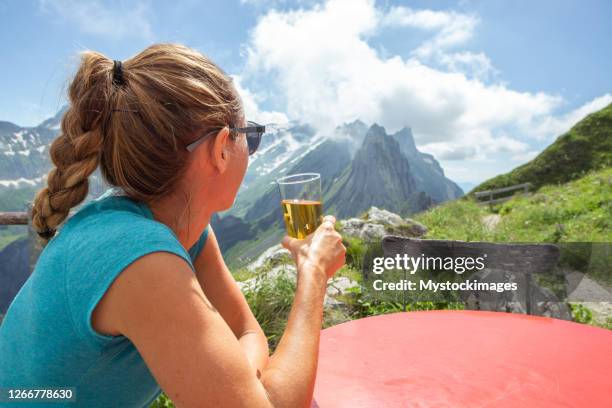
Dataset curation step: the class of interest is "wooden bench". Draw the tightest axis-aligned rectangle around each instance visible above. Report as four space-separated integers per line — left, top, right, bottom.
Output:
474 182 531 206
376 235 572 320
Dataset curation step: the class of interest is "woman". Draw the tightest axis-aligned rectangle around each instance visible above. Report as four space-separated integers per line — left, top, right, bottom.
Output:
0 43 346 408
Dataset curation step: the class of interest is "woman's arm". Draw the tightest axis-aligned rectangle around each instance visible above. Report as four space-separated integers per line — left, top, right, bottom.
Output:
192 226 268 376
259 260 327 405
103 216 345 407
260 216 346 405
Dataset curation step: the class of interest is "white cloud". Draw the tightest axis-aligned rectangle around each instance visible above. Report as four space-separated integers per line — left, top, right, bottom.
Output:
485 134 530 155
421 133 529 162
438 51 498 81
239 0 611 182
38 0 154 41
231 74 289 124
529 94 612 139
380 5 479 58
420 143 477 161
243 0 561 137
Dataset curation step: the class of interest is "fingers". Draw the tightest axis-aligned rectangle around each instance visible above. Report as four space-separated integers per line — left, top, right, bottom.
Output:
281 235 297 250
323 215 336 224
321 215 336 231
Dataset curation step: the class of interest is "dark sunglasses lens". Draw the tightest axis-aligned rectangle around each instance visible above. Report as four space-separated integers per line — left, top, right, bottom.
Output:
247 132 263 155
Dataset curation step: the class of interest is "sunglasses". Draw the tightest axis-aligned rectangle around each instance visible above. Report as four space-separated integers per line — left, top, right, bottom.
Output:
186 121 266 156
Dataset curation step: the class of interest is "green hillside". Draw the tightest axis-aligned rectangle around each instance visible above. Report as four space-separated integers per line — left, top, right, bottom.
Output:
417 167 612 243
472 103 612 193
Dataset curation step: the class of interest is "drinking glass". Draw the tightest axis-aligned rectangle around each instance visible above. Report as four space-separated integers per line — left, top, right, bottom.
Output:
277 173 323 239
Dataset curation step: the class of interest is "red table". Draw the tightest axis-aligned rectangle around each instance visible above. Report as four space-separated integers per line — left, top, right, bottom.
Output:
312 310 612 408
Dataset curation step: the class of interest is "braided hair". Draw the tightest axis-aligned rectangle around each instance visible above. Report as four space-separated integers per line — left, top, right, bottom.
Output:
31 43 243 241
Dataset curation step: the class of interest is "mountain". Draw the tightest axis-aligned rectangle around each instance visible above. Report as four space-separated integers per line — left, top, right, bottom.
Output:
326 124 424 218
0 107 464 266
210 213 256 252
0 105 108 206
0 118 54 188
226 121 327 218
215 138 354 260
391 127 463 202
333 119 369 157
472 102 612 193
218 124 455 256
245 139 352 223
0 237 29 314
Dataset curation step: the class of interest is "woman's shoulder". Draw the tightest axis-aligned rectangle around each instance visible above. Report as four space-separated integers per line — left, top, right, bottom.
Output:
55 188 186 262
62 188 161 233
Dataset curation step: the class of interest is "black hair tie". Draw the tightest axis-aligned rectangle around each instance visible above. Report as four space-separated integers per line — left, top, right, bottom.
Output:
39 227 55 239
112 60 125 86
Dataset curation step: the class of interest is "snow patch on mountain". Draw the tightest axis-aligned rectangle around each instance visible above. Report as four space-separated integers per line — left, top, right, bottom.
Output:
0 175 46 188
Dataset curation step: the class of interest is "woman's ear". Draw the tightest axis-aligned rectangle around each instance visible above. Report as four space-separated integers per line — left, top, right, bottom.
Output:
210 127 230 174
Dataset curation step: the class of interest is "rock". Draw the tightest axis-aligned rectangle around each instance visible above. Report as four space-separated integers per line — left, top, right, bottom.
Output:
359 223 387 240
339 207 428 240
239 260 359 309
365 207 404 226
339 218 365 237
238 264 297 292
326 276 360 307
390 218 428 237
327 276 360 297
247 244 291 272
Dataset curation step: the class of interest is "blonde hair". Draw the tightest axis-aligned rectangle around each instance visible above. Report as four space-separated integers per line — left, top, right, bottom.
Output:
31 43 243 241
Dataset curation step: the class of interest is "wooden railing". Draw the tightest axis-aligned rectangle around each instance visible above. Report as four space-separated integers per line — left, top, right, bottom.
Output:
474 182 532 206
0 205 74 274
0 212 29 225
0 205 42 274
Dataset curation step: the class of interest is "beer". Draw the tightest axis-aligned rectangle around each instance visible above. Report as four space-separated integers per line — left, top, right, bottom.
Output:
281 199 323 239
277 173 322 239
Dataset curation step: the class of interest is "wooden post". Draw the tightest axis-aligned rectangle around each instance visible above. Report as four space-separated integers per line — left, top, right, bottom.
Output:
525 273 533 315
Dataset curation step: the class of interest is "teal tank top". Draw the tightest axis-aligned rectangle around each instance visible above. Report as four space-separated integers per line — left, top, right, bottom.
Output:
0 187 210 407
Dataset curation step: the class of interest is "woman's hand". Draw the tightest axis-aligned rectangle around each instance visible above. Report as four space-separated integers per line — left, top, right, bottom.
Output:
281 215 346 282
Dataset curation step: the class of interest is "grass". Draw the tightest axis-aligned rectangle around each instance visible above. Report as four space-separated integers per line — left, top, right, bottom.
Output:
569 303 612 330
241 270 297 350
0 225 27 252
0 233 25 252
415 167 612 243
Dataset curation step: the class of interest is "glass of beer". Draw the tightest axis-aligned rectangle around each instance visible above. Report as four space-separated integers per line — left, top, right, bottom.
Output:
277 173 323 239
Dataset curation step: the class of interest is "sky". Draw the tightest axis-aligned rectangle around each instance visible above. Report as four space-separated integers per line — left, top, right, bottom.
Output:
1 0 611 185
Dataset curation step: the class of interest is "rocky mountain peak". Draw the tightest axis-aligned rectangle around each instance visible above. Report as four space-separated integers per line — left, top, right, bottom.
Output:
327 123 420 218
364 123 387 140
392 126 418 155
